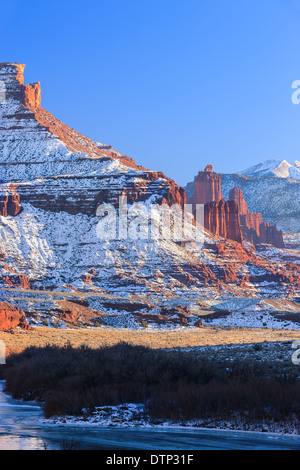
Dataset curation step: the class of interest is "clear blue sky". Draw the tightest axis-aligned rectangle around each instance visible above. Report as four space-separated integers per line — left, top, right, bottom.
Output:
2 0 300 186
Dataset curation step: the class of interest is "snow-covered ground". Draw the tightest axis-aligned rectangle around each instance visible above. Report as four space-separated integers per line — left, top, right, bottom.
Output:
44 406 300 435
202 298 300 330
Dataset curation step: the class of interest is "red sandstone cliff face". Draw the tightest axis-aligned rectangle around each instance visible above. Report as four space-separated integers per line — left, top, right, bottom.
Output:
190 165 222 205
204 198 243 243
33 107 141 169
189 167 284 248
0 62 186 214
3 274 31 289
0 185 22 217
0 63 297 312
0 62 142 169
189 166 243 243
0 302 31 332
22 82 41 110
229 186 284 248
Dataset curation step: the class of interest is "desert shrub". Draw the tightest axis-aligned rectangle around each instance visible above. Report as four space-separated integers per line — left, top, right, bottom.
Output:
3 342 300 422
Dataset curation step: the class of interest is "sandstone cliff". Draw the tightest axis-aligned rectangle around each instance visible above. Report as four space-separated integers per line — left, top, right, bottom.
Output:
189 166 243 243
0 185 22 217
228 186 284 248
204 198 243 244
0 62 186 212
188 166 284 248
190 165 222 205
0 62 299 328
219 172 300 234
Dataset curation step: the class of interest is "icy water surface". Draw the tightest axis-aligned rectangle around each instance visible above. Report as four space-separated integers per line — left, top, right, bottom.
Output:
0 381 299 450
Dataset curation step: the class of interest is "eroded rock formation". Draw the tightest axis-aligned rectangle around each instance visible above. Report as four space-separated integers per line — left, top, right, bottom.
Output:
3 274 31 289
189 166 284 247
0 61 298 326
189 166 243 243
0 185 22 217
22 82 41 110
0 302 31 331
229 186 284 247
0 62 186 215
204 198 243 243
190 165 222 205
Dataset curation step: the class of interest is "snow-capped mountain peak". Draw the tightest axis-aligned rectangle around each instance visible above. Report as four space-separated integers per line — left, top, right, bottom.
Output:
241 159 300 180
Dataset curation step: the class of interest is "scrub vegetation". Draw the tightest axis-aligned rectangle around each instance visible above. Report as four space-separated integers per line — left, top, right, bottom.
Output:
1 342 299 432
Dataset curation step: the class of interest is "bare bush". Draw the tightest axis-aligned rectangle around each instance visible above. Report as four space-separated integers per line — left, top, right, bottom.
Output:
3 342 300 425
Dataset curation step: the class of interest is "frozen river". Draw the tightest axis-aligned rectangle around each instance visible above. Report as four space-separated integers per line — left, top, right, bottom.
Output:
0 381 299 450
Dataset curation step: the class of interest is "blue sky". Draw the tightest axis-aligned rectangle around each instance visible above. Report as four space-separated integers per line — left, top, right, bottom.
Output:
2 0 300 186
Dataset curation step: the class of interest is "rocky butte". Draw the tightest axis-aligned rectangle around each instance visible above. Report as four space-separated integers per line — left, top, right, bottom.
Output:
228 186 284 248
189 165 242 243
0 62 186 214
0 62 298 328
188 165 284 248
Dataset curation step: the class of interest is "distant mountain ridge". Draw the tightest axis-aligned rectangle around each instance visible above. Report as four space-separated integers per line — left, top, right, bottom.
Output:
241 159 300 181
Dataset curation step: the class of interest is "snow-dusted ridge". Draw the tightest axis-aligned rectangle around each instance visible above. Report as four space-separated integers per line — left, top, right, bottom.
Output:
0 62 299 329
241 159 300 181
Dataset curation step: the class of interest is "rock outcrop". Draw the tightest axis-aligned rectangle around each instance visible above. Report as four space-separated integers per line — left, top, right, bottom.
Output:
22 82 41 110
0 62 186 214
0 302 31 331
204 198 243 243
0 185 22 217
190 165 222 205
188 167 284 247
228 186 284 248
3 274 31 289
218 172 300 234
189 166 243 243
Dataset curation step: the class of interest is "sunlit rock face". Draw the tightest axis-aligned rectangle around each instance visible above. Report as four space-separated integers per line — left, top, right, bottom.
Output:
187 166 284 248
0 302 31 331
189 165 223 205
0 184 22 216
0 62 186 210
188 166 243 244
0 62 299 328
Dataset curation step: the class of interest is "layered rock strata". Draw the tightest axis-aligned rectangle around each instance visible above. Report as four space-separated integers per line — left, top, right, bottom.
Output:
0 62 298 328
0 63 186 213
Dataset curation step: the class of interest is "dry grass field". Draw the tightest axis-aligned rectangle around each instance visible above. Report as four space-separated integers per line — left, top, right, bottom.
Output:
0 324 299 356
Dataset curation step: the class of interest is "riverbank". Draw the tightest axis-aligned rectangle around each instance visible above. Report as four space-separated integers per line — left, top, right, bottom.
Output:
1 381 299 450
2 342 299 437
44 401 300 436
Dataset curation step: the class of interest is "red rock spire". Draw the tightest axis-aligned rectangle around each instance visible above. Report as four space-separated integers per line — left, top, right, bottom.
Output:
190 165 223 205
189 165 243 243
